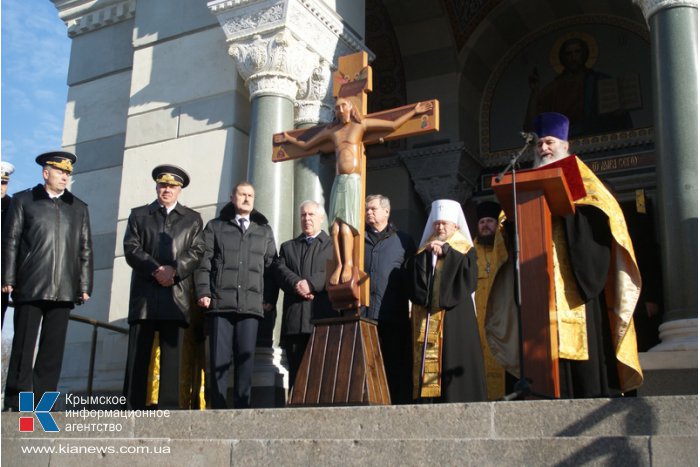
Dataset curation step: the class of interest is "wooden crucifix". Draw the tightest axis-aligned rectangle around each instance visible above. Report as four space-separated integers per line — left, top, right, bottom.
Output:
272 51 440 311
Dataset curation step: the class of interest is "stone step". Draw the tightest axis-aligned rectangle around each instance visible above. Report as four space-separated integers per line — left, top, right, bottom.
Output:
2 396 696 466
1 436 696 466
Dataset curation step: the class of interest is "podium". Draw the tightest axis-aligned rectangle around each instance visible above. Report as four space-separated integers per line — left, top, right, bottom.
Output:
491 167 576 398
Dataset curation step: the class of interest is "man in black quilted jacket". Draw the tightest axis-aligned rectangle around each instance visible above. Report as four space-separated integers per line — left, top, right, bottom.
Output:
195 181 278 409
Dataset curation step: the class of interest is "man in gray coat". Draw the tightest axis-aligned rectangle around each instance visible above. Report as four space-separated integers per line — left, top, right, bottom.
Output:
2 151 93 411
123 165 205 410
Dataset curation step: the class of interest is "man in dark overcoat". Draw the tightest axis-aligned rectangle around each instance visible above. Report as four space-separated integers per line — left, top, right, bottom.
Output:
1 160 16 327
123 165 205 410
363 194 416 404
274 200 333 389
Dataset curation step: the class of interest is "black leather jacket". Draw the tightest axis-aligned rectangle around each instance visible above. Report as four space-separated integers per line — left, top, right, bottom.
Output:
1 185 93 304
124 201 205 325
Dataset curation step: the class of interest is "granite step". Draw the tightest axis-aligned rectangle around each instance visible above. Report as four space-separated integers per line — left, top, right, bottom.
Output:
2 395 696 466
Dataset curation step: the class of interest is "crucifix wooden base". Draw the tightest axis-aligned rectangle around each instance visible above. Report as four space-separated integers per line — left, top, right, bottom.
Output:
273 51 440 406
288 315 389 406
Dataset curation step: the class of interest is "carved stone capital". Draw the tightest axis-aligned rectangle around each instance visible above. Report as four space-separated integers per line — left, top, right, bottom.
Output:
209 0 371 120
229 31 319 100
399 142 482 209
52 0 136 37
633 0 698 21
208 0 370 65
295 59 334 125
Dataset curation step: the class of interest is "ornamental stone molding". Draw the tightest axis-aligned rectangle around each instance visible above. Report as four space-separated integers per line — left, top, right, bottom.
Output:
52 0 135 37
295 58 334 125
208 0 370 66
229 31 319 100
651 318 698 352
209 0 371 121
633 0 698 22
399 142 481 209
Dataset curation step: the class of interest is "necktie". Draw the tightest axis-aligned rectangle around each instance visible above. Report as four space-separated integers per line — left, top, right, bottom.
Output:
306 237 314 246
238 218 247 232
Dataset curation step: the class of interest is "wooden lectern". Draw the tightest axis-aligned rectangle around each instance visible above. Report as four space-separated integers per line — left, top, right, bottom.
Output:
491 167 576 398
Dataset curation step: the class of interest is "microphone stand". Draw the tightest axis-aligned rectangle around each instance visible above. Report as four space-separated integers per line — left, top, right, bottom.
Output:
498 139 553 401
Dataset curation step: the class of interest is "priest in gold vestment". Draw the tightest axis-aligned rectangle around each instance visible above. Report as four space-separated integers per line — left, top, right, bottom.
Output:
486 112 643 397
474 201 509 400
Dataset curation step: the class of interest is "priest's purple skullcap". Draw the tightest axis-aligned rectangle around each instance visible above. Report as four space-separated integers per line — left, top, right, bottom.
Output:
533 112 569 141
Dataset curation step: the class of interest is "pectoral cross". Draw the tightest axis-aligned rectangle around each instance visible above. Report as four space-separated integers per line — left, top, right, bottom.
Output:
272 51 440 311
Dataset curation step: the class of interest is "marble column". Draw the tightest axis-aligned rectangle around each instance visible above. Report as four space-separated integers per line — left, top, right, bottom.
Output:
226 31 319 406
292 59 335 233
634 0 698 354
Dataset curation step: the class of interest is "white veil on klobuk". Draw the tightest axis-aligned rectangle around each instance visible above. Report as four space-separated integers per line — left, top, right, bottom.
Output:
419 199 472 246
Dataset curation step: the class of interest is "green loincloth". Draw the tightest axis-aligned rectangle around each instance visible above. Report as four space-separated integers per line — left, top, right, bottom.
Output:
329 173 361 230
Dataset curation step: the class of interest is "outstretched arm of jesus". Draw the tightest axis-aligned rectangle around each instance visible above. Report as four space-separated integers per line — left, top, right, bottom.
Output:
275 129 332 151
364 101 433 132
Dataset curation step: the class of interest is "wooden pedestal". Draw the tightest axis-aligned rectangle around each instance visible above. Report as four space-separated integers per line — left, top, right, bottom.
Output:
288 316 390 406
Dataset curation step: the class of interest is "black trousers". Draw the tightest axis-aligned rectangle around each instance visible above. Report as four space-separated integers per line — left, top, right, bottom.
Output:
123 321 182 410
282 333 311 391
1 292 8 328
4 302 71 409
378 318 413 405
207 314 259 409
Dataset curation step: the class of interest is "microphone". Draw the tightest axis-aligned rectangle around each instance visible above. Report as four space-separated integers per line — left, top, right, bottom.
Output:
520 131 538 145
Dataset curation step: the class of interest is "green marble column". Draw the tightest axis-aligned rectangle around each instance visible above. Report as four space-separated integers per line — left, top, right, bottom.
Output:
248 94 295 348
648 6 698 324
293 154 336 233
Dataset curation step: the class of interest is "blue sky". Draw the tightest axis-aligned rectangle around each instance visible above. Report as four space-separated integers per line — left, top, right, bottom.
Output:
1 0 72 194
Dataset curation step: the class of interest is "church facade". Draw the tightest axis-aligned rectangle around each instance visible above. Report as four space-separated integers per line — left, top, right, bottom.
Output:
51 0 697 402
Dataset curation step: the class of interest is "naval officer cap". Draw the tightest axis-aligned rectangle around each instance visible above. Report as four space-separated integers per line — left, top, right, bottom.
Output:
152 164 190 188
36 151 77 174
1 161 15 182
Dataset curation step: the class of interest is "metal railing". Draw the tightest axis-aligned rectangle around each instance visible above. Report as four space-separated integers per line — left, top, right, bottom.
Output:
69 313 128 398
5 302 128 399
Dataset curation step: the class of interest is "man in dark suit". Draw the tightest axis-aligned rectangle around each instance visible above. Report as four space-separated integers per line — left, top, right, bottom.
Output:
123 165 205 410
274 200 333 389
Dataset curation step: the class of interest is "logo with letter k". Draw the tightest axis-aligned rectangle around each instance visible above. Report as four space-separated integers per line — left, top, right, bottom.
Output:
19 392 60 432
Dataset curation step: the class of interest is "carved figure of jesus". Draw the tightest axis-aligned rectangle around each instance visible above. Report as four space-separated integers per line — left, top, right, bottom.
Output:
275 97 433 285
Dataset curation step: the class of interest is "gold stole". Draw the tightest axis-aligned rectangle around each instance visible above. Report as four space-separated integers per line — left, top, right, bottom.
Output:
475 227 509 400
146 310 207 409
411 230 472 399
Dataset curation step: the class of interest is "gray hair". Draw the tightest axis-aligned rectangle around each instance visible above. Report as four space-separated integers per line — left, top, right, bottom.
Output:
232 180 254 194
299 199 326 219
365 194 391 210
